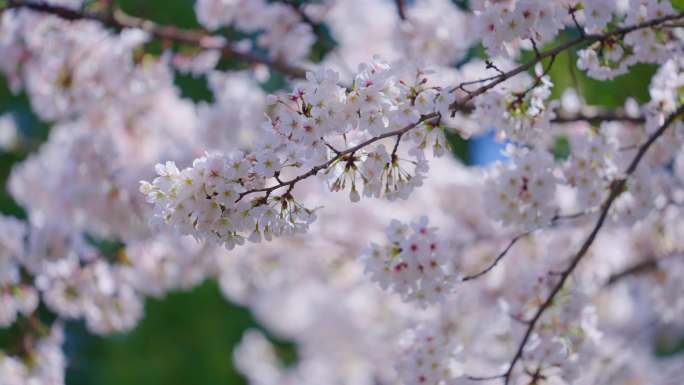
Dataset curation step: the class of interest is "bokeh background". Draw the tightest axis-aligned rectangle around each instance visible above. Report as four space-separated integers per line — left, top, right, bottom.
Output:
0 0 683 384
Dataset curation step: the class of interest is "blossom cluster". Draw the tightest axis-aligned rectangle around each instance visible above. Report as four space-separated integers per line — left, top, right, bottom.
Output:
141 59 454 248
484 149 558 230
141 154 317 250
397 322 463 385
473 64 555 142
474 0 567 57
361 217 455 307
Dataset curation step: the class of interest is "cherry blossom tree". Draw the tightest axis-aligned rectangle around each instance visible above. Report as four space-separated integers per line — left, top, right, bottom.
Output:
0 0 683 384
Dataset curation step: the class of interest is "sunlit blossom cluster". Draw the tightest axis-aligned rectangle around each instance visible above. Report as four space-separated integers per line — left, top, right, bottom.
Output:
141 59 454 248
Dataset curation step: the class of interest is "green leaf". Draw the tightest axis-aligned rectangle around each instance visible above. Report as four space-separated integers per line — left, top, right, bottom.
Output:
445 130 470 164
552 135 571 161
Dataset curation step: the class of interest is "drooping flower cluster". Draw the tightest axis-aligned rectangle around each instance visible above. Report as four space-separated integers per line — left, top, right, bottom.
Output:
361 217 456 307
141 154 317 250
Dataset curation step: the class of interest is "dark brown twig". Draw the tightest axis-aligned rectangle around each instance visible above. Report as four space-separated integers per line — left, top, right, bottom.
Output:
553 110 645 124
605 258 659 286
461 232 530 282
394 0 407 20
605 253 684 286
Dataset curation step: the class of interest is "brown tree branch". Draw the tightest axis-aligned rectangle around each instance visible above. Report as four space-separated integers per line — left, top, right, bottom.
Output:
605 254 684 286
605 258 659 286
553 109 645 124
395 0 407 21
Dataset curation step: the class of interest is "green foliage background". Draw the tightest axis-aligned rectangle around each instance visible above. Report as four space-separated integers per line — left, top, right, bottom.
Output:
0 1 682 384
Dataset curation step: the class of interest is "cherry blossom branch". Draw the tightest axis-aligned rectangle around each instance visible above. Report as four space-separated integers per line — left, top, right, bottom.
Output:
448 10 684 107
234 11 684 207
235 113 440 202
500 105 684 385
5 0 308 78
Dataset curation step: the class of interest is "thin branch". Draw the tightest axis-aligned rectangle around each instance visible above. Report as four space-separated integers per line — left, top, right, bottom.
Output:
485 60 506 76
605 258 659 286
390 133 404 162
322 139 342 155
515 53 556 101
394 0 407 21
461 232 530 282
500 105 684 385
570 6 585 38
467 374 506 382
5 0 308 78
460 212 588 283
530 38 541 58
605 254 684 286
553 110 645 124
552 211 587 222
